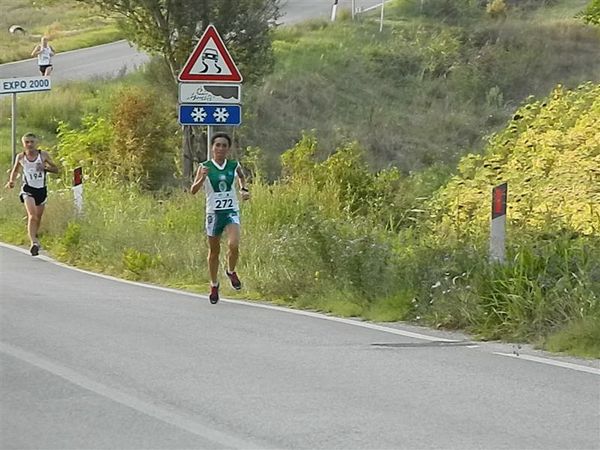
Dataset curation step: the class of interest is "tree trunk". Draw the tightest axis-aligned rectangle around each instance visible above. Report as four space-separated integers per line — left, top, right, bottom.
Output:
182 125 194 180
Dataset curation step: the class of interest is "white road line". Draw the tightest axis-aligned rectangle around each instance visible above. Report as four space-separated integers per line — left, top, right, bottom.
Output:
493 352 600 376
1 242 454 343
0 342 262 449
225 299 456 342
4 241 599 375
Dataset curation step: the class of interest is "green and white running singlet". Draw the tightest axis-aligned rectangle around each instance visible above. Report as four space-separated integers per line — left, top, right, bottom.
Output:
202 159 241 236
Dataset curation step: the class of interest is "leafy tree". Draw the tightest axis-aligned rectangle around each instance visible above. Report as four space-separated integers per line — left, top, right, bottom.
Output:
79 0 280 83
77 0 281 179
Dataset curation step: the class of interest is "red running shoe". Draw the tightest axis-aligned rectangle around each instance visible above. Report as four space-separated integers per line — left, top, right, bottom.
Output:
209 283 219 304
226 270 242 290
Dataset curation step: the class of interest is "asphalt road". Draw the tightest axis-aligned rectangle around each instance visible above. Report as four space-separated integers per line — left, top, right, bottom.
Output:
0 0 387 83
1 243 599 449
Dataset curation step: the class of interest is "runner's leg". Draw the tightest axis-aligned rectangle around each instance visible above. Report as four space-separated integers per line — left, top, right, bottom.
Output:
23 196 40 246
225 223 240 273
207 235 221 285
34 203 44 244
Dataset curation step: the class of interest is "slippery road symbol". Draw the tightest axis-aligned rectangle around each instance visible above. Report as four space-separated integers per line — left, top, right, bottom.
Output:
200 49 222 74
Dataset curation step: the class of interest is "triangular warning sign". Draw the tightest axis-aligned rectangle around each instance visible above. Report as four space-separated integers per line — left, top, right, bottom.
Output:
178 25 243 83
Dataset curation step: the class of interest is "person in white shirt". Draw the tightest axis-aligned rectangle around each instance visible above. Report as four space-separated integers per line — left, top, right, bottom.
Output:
5 133 59 256
31 36 56 76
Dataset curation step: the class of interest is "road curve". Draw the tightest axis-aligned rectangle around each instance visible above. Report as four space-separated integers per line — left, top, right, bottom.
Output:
0 0 386 83
1 243 599 449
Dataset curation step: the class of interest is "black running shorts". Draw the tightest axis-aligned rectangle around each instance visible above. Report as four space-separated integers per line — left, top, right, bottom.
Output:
20 185 47 206
39 64 52 75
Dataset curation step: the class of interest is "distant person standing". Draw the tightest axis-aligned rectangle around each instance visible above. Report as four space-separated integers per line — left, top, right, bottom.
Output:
31 36 56 76
190 132 250 304
5 133 59 256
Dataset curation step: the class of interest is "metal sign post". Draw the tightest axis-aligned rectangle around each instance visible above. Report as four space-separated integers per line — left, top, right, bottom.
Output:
1 76 52 162
11 93 16 163
207 126 213 160
490 183 508 264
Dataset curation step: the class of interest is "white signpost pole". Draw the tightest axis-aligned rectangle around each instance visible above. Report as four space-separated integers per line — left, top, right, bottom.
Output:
331 0 339 21
11 93 17 163
207 126 213 160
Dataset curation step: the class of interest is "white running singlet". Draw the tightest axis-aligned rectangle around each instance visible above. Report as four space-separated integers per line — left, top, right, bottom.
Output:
38 47 53 65
20 152 46 188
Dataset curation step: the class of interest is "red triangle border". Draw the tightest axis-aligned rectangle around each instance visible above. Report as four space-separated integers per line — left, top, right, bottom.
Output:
178 25 243 82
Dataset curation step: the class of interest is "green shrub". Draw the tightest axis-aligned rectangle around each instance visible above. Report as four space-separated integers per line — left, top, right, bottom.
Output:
395 0 483 22
55 85 179 189
579 0 600 25
545 316 600 358
429 83 600 241
109 86 179 189
122 248 162 279
56 115 113 181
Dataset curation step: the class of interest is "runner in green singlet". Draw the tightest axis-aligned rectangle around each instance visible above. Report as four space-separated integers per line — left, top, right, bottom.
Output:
191 132 250 304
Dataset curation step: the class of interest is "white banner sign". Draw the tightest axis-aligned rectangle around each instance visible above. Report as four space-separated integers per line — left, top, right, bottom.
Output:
0 76 51 95
178 83 241 104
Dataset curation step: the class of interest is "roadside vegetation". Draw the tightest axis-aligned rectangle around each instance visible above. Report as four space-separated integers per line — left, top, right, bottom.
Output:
0 0 598 358
0 0 122 64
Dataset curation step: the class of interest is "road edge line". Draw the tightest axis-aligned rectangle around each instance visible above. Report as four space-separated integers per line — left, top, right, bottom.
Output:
493 352 600 376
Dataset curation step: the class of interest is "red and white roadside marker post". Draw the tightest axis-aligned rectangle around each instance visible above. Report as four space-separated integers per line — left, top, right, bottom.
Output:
72 166 83 215
490 182 508 263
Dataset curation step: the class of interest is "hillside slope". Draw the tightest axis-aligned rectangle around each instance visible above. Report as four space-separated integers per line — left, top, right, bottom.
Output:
243 0 600 175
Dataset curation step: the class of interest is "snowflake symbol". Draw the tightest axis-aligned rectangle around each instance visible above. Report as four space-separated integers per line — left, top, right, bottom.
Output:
213 108 230 123
191 107 207 122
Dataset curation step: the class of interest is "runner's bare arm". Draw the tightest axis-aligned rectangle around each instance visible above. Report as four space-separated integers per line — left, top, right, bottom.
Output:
42 151 59 173
236 165 250 200
5 154 23 188
191 164 208 195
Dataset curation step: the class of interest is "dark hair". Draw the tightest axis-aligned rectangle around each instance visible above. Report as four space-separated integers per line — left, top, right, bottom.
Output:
211 132 231 147
22 132 37 140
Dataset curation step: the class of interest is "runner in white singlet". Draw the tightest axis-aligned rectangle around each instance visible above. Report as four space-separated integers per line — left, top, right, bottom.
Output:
31 36 56 76
5 133 59 256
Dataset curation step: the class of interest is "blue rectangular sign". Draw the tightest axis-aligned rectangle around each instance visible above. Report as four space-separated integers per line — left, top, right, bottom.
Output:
178 104 241 126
